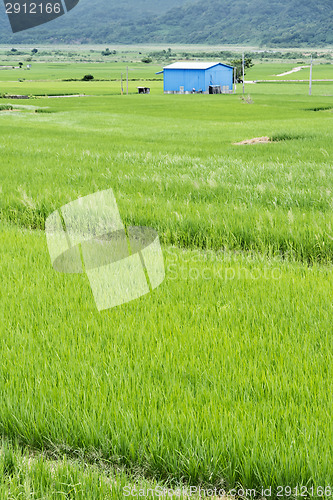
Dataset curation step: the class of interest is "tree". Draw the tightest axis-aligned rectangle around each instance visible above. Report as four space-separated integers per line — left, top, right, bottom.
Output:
82 74 94 81
102 48 116 56
231 57 254 83
18 62 23 69
141 56 152 63
31 48 38 54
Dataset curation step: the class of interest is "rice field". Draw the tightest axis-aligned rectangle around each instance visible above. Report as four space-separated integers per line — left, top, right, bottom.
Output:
0 55 333 498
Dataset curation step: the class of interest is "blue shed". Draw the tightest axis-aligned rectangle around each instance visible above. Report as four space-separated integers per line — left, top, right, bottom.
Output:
161 62 234 94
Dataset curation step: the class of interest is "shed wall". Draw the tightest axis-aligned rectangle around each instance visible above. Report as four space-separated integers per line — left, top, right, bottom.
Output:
164 68 206 93
204 65 233 91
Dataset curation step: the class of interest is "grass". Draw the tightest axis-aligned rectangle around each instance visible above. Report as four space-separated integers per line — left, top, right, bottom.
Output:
0 58 332 497
1 92 333 263
0 62 164 82
1 224 333 491
0 104 13 110
0 437 170 499
246 63 333 80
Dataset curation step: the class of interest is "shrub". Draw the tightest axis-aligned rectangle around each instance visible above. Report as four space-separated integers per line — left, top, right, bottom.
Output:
141 56 153 64
82 74 94 81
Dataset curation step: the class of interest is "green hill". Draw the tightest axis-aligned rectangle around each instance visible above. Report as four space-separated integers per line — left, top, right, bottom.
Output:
0 0 332 46
152 0 333 46
0 0 188 43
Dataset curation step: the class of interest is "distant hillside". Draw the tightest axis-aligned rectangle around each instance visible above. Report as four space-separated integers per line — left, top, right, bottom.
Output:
0 0 332 46
152 0 333 46
0 0 188 43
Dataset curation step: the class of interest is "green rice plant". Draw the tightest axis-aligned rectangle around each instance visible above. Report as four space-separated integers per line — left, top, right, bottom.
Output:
270 132 314 141
306 105 333 111
34 108 54 113
0 437 174 499
0 439 17 477
0 97 332 263
0 104 13 111
0 224 332 492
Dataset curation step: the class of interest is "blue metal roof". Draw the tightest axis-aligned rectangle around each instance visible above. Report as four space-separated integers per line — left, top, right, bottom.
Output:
163 62 234 70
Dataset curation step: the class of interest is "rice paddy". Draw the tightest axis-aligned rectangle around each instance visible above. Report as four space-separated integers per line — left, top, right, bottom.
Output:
0 50 332 498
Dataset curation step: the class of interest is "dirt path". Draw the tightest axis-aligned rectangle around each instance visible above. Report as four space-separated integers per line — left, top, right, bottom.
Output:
276 65 309 77
46 94 86 98
234 136 271 145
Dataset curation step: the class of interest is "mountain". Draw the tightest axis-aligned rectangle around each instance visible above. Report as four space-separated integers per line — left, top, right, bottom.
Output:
152 0 333 46
0 0 332 46
0 0 189 43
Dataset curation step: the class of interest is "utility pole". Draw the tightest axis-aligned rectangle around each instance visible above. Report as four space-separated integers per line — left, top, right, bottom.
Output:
309 54 313 96
242 53 245 94
126 66 129 96
121 73 123 95
233 66 236 94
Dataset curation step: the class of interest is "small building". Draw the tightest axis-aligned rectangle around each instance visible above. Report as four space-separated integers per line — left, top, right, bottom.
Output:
137 87 150 94
160 62 234 94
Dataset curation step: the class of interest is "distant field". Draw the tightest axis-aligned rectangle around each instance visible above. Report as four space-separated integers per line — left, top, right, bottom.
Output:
0 62 164 82
0 60 332 497
0 61 332 96
246 63 333 81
